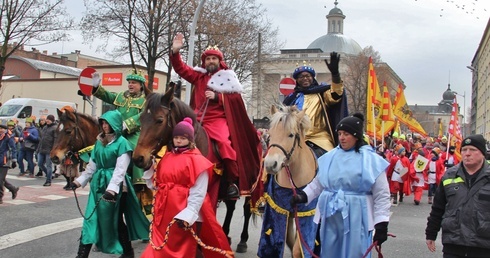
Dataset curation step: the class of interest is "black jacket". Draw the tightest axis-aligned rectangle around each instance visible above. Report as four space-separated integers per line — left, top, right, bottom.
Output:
426 161 490 257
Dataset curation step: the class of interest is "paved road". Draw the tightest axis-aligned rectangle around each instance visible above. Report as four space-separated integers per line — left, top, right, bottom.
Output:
1 167 443 257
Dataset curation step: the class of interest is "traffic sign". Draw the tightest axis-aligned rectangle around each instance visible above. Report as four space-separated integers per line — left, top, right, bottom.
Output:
78 67 97 96
279 77 296 96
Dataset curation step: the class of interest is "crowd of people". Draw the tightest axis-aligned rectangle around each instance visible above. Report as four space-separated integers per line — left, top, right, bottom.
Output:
1 31 490 258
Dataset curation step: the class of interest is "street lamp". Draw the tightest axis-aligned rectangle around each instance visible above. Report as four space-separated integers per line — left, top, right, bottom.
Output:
185 0 207 105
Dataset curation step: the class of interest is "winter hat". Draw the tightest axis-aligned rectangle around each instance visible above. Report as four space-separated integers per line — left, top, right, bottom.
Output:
46 115 55 122
173 117 194 142
7 120 15 127
25 117 34 123
336 113 364 140
293 66 316 79
0 124 7 129
461 134 487 156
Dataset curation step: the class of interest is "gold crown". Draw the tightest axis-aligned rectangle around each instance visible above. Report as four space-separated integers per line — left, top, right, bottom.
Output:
295 61 311 67
205 45 220 51
129 69 144 76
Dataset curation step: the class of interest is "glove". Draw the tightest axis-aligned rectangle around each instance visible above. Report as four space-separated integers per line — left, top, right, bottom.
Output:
325 52 341 83
175 219 189 229
373 222 389 246
69 182 80 190
444 160 454 168
102 191 116 202
290 189 308 206
11 161 17 169
92 72 101 87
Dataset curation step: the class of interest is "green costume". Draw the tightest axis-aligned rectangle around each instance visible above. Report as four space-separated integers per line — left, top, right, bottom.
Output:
79 110 149 254
93 85 145 185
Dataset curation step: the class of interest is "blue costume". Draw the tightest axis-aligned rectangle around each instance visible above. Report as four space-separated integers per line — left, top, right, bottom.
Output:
258 176 318 258
313 145 389 258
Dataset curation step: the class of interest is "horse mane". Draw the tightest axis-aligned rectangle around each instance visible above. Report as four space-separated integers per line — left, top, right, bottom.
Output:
60 109 98 126
269 105 311 137
145 92 197 123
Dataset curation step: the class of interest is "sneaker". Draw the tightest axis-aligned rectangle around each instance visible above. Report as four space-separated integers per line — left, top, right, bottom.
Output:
226 183 240 200
43 182 51 187
35 171 43 177
11 187 19 199
17 173 25 177
29 174 35 178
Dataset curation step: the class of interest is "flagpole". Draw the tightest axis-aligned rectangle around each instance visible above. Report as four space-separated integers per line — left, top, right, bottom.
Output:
372 106 376 145
381 121 385 149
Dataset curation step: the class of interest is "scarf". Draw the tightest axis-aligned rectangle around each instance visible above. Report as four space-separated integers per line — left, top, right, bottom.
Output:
172 146 191 154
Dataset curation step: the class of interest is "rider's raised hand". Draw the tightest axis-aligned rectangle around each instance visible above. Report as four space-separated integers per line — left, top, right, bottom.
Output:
172 33 184 54
325 52 341 83
92 72 101 88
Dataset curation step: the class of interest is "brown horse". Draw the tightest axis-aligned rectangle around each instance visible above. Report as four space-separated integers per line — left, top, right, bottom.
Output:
133 87 254 253
259 105 318 258
50 108 99 165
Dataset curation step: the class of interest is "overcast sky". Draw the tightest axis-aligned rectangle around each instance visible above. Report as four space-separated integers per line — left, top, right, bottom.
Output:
43 0 489 114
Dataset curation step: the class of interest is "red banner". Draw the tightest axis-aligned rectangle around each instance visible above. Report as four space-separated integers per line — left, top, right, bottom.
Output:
102 73 123 86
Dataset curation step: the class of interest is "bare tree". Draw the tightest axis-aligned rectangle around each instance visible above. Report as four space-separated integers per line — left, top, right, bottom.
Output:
342 46 382 114
0 0 74 91
81 0 194 91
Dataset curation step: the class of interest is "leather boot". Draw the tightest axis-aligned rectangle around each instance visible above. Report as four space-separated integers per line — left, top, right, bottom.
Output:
392 193 398 204
76 242 92 258
63 175 71 190
399 193 404 203
118 221 134 258
428 196 433 204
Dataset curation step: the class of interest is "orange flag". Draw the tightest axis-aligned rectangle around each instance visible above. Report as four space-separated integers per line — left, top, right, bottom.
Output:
393 84 428 137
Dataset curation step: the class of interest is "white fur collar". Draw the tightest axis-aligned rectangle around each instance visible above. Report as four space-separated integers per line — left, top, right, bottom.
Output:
192 67 243 93
207 69 243 93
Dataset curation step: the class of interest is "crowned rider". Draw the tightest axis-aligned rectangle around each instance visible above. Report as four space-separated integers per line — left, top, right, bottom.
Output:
170 33 262 202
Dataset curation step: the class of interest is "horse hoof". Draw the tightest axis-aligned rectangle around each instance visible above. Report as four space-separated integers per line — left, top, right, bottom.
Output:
236 242 247 253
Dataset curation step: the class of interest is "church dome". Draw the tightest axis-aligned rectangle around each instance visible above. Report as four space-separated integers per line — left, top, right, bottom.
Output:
307 34 362 55
329 7 343 15
442 84 455 101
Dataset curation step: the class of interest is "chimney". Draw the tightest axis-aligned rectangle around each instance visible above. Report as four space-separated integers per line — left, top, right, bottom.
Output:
52 52 57 56
43 50 48 55
61 56 68 65
75 50 81 54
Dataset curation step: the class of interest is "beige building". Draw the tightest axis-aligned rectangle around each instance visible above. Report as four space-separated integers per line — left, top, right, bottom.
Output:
250 2 404 121
1 49 168 117
469 18 490 139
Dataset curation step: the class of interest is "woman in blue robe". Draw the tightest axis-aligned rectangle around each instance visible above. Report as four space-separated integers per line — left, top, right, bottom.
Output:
291 113 391 258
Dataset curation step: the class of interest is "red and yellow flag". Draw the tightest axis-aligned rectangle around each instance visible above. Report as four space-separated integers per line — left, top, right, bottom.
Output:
393 84 428 137
366 58 395 140
448 96 463 160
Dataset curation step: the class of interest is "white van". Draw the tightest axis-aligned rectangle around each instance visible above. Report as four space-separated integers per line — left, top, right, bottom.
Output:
0 98 77 127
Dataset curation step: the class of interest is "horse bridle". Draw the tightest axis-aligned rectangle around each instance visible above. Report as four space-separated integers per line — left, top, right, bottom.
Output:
59 112 88 160
149 104 176 157
268 132 301 165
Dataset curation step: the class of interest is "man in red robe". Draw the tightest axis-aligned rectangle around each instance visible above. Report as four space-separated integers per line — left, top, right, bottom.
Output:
170 33 261 201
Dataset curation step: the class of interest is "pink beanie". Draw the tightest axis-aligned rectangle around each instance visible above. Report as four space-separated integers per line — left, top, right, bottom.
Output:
173 117 194 141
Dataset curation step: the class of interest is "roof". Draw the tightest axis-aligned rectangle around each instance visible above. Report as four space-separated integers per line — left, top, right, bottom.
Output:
307 33 362 55
11 56 82 77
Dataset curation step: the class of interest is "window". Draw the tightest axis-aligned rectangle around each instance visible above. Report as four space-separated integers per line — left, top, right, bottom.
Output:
17 106 32 118
0 104 22 116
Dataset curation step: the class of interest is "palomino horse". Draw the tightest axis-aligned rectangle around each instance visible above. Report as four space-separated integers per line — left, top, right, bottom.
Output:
259 105 318 258
132 88 254 253
50 108 98 165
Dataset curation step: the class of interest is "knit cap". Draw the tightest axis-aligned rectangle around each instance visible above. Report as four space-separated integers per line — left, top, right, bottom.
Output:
293 66 316 79
461 134 487 156
173 117 194 142
336 113 364 140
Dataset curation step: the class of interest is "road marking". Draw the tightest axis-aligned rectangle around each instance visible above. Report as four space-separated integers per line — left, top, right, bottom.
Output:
0 218 83 250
